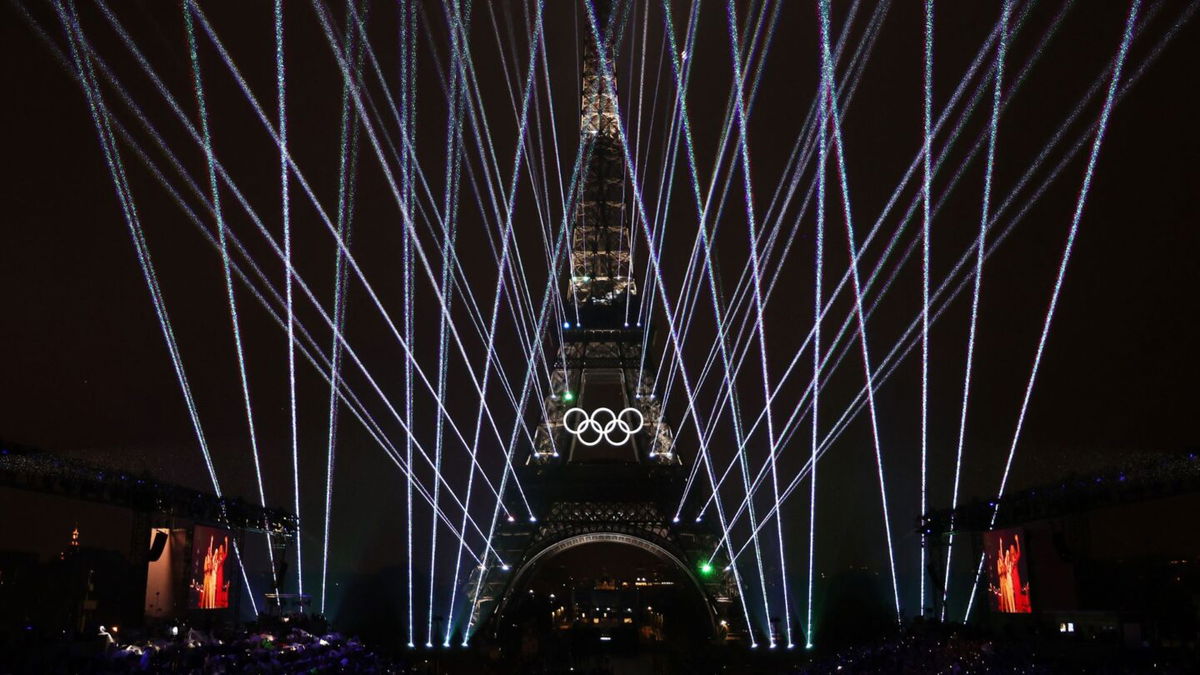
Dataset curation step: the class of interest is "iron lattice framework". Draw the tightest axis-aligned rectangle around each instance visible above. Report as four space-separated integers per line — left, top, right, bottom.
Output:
569 3 633 306
465 1 745 644
531 0 672 467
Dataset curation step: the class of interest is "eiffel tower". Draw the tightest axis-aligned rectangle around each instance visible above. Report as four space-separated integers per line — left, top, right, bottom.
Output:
463 1 746 645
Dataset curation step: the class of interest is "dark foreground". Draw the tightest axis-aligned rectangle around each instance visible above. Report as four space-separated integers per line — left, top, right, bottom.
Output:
1 621 1197 674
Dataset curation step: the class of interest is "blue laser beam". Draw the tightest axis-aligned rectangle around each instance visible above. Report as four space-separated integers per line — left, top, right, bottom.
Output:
819 0 901 621
26 4 500 569
964 0 1141 622
807 43 827 647
56 0 258 614
918 0 933 618
181 0 277 593
942 0 1010 621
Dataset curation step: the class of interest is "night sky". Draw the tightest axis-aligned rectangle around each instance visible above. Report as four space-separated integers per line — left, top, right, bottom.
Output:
2 0 1198 628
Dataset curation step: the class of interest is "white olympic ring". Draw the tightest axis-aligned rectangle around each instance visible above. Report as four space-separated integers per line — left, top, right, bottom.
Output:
561 407 644 446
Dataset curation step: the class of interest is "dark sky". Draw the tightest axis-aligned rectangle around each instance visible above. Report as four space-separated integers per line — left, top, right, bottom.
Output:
2 0 1198 629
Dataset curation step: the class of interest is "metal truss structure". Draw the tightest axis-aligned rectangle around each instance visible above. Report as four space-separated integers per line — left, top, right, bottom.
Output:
0 440 297 536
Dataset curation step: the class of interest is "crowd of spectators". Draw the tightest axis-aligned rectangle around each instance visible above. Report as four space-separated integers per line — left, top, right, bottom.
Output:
799 631 1051 674
2 625 412 674
108 628 402 673
798 625 1198 674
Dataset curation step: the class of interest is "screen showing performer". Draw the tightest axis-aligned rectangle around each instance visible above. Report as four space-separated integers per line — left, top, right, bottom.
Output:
189 525 232 609
985 528 1032 613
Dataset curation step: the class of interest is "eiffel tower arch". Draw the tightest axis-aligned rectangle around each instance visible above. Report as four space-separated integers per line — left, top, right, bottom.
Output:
462 0 748 645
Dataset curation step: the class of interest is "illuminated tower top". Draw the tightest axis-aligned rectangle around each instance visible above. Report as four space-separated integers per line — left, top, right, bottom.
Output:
569 1 635 310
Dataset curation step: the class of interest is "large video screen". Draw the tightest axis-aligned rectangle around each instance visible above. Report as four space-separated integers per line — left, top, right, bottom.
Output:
189 525 232 609
984 528 1032 613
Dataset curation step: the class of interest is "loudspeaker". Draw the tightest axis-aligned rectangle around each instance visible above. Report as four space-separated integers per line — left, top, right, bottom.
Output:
148 530 169 562
1052 530 1074 562
275 560 289 593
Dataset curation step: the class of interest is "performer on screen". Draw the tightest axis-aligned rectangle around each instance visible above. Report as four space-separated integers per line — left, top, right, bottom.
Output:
994 534 1027 613
1006 535 1030 612
996 541 1013 612
199 535 230 609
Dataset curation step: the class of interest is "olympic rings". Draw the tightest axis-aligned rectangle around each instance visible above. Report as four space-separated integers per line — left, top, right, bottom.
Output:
561 407 645 446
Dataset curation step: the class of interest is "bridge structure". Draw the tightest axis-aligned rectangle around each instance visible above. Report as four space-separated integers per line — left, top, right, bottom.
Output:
462 1 747 645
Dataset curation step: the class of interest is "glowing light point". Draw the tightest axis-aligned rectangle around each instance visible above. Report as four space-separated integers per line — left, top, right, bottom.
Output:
425 642 432 648
501 563 512 571
698 561 714 576
506 515 515 523
562 391 574 402
407 642 415 649
562 321 571 329
806 643 814 650
529 516 538 522
672 516 680 523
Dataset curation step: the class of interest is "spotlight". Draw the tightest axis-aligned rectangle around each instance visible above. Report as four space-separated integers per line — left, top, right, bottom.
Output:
698 561 714 576
562 321 571 329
